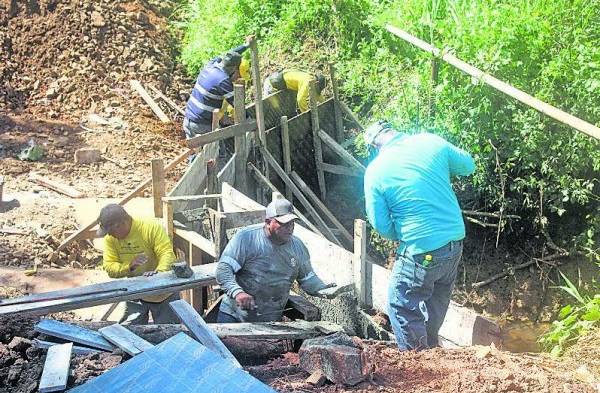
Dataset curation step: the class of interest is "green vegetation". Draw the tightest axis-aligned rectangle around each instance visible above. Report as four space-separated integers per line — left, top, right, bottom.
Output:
539 273 600 356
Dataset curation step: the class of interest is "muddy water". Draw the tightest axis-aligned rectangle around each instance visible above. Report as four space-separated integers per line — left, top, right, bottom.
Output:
500 320 551 353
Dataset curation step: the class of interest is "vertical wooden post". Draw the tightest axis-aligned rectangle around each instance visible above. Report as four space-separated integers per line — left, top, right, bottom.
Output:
309 79 327 200
211 108 220 131
188 243 204 313
353 219 372 307
249 38 266 146
280 116 293 202
429 58 439 121
151 159 165 218
328 62 344 143
163 201 174 241
233 83 248 194
205 160 218 210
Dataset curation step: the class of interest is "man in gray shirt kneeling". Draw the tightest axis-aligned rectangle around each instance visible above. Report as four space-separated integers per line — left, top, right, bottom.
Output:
216 198 337 323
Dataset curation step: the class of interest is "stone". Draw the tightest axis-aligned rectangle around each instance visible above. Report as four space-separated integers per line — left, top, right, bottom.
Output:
299 332 372 386
8 337 32 352
305 371 326 387
74 148 102 164
91 11 105 27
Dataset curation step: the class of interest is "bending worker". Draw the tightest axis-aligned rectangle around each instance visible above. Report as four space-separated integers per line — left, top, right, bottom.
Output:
363 121 475 350
216 198 339 323
98 204 179 324
263 70 326 113
183 36 252 139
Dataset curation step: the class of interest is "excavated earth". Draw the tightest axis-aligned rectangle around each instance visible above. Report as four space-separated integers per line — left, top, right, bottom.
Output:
0 1 599 392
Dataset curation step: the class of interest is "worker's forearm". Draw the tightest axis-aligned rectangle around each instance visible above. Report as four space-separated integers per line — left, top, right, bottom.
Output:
216 263 244 299
103 262 130 279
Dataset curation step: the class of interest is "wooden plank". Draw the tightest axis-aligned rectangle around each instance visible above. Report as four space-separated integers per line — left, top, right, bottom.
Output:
130 80 170 123
233 83 248 194
162 200 174 241
290 171 353 245
280 115 293 202
0 264 217 316
249 38 266 145
222 210 266 230
29 174 84 198
58 149 193 251
99 324 154 356
163 194 221 202
209 209 226 257
33 339 101 356
148 84 185 116
36 319 114 351
188 243 204 313
309 79 327 200
218 154 235 186
386 25 600 141
260 147 341 245
186 120 257 149
321 162 362 178
247 163 324 236
328 62 345 142
318 129 365 172
151 159 165 218
339 101 365 131
169 299 242 368
173 222 217 258
353 219 371 307
39 342 72 393
69 333 275 393
168 144 218 210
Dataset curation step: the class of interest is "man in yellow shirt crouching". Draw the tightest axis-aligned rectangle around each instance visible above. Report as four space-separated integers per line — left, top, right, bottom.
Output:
97 203 179 324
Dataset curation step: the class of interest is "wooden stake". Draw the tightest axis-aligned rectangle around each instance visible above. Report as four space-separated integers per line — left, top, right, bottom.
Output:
130 80 171 123
249 38 266 145
29 174 84 198
233 83 248 194
318 130 365 172
163 200 174 241
58 149 193 251
148 85 185 116
188 243 204 313
211 108 220 131
353 219 371 307
328 62 345 142
385 25 600 141
280 116 293 202
309 79 327 200
151 159 165 218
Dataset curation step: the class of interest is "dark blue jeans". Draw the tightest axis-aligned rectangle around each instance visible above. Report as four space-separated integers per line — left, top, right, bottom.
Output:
387 240 463 350
217 311 241 323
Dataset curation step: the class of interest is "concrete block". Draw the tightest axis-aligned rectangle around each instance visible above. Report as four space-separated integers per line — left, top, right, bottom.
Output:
299 332 371 386
74 148 101 164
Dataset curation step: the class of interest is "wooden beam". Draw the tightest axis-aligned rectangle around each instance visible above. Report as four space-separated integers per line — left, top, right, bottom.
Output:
186 120 257 149
151 159 165 218
162 200 174 241
290 171 353 245
173 221 217 258
339 101 365 131
58 149 193 251
148 84 185 116
353 219 371 307
162 194 221 202
130 80 171 123
217 154 235 186
39 342 72 393
318 129 365 172
29 174 84 198
386 25 600 141
247 163 324 236
260 147 341 245
233 83 248 194
99 324 154 356
33 339 101 356
0 264 217 316
249 38 266 145
321 162 362 178
209 209 226 257
328 62 345 142
169 299 242 368
309 79 327 200
280 115 293 202
188 243 204 313
35 319 114 351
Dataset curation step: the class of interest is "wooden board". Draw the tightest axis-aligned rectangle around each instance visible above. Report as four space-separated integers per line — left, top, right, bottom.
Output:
0 264 217 316
217 154 236 186
99 324 154 356
39 342 72 393
69 333 275 393
186 120 257 148
130 80 170 123
169 299 241 368
36 319 114 351
29 174 84 198
33 339 102 356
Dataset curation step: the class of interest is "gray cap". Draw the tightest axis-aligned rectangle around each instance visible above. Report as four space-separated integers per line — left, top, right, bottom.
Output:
96 204 129 236
265 199 298 224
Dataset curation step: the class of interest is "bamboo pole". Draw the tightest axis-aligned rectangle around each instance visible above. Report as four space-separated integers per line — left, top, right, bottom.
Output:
385 25 600 141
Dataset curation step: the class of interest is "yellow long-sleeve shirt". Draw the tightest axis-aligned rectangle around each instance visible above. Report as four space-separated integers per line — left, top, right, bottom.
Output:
102 218 176 302
281 70 324 112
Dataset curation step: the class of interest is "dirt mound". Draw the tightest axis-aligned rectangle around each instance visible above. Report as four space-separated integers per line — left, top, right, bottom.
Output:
0 0 189 120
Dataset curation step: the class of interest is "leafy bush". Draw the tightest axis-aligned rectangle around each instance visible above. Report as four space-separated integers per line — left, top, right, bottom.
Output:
539 273 600 356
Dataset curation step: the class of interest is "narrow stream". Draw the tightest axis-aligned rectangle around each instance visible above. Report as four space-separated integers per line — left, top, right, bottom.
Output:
499 320 551 353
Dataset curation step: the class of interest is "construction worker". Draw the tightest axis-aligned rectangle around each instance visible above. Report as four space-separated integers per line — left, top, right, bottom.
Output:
183 36 253 139
363 121 475 350
215 199 339 323
263 70 326 113
97 204 179 324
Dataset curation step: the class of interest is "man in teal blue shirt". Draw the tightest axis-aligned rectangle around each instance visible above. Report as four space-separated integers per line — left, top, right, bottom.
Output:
363 121 475 350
